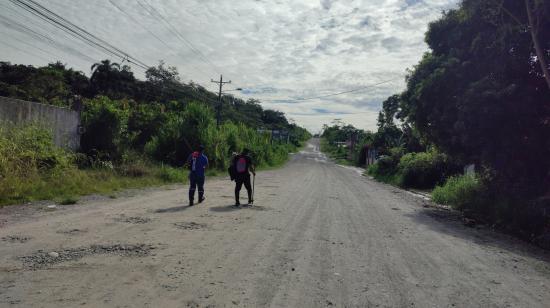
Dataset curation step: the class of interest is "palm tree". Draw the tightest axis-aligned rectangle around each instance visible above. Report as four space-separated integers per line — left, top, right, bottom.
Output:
90 59 136 98
90 60 120 88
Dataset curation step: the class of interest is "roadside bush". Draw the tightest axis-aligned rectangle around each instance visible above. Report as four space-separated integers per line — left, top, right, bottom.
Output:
432 175 484 210
157 165 186 183
80 96 130 160
397 151 460 189
366 147 403 183
145 101 214 166
0 123 73 178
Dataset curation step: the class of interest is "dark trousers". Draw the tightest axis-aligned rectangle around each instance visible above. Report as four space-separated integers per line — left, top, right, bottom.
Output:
189 172 205 202
235 174 252 203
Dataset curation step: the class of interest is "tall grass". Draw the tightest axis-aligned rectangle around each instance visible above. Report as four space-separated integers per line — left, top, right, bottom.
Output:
0 124 186 206
432 175 484 210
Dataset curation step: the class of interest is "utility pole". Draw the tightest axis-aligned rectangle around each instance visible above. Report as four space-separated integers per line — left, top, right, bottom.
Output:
211 75 231 127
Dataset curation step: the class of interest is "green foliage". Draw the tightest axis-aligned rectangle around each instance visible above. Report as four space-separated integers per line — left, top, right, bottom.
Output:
368 148 460 189
397 151 460 189
0 123 72 178
0 124 188 206
0 59 310 206
321 122 373 165
398 0 550 198
59 196 78 205
368 0 550 239
80 96 130 160
157 165 186 183
0 61 89 106
432 175 484 210
144 101 214 165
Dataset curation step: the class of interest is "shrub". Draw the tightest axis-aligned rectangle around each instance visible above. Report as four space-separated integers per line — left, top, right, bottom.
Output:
59 196 78 205
0 123 73 177
157 165 186 183
432 175 484 210
80 96 130 160
397 151 460 189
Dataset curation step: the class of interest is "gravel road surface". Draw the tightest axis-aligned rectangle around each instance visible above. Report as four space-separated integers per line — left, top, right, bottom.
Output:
1 139 549 307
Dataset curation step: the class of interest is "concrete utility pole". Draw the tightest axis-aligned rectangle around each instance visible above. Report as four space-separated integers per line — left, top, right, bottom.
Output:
211 75 231 127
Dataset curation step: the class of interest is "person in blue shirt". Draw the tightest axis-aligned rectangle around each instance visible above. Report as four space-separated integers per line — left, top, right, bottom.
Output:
186 145 208 206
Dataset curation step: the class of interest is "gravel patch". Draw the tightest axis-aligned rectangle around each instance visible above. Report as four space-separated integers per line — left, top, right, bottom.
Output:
2 235 32 243
19 243 155 269
115 216 152 224
173 222 207 230
56 228 88 235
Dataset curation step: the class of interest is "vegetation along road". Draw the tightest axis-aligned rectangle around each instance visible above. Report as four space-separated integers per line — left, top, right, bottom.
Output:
1 139 549 307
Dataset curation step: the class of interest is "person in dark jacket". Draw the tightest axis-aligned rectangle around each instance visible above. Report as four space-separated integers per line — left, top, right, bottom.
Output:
186 145 208 206
231 148 255 206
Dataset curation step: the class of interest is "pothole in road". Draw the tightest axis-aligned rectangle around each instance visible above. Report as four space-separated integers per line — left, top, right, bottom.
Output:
2 235 32 243
56 228 88 235
115 215 152 224
19 243 155 269
173 222 207 230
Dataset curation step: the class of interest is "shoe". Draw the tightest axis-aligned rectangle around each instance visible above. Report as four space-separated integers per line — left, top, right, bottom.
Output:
248 200 254 205
189 201 194 206
235 202 240 207
198 197 205 203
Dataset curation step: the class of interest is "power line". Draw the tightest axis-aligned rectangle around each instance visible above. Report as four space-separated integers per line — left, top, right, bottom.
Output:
108 0 171 51
2 39 52 62
8 0 150 70
211 75 232 126
9 0 138 67
135 0 220 73
0 12 98 64
0 30 60 60
261 78 402 102
107 0 216 84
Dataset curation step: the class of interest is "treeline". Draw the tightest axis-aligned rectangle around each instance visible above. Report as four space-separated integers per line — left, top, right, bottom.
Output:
0 60 309 164
0 60 310 205
325 0 550 246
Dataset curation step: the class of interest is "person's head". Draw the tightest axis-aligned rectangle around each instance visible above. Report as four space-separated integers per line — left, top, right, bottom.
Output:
242 148 250 155
198 145 205 153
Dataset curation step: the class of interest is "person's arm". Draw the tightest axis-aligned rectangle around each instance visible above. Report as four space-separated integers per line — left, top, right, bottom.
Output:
184 154 191 168
204 156 209 170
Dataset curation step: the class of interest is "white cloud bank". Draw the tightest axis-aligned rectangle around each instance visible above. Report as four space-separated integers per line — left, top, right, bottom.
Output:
0 0 459 133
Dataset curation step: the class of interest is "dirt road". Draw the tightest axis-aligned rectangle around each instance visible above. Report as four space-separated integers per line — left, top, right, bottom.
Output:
1 140 549 307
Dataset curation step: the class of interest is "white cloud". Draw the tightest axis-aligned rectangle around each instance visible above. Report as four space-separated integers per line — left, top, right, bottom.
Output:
0 0 459 132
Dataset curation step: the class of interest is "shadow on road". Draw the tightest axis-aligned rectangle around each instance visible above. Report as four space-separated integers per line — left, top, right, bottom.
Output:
209 205 242 212
209 205 269 212
154 206 191 213
404 207 550 263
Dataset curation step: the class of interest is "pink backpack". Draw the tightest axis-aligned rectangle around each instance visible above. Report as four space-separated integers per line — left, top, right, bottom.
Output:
236 157 247 173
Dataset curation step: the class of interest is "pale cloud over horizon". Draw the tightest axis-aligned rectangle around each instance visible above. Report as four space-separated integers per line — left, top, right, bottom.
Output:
0 0 459 133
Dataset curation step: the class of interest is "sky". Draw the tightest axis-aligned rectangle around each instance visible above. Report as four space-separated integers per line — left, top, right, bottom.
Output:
0 0 459 133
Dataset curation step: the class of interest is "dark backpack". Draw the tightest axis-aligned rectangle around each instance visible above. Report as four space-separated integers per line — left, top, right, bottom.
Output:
236 157 247 173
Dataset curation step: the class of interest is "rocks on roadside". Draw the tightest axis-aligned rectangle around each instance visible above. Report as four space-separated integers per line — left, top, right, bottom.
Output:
1 235 32 243
19 243 155 269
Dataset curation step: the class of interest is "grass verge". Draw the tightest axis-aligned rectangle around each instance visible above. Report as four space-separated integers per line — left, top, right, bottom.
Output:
0 165 186 207
432 174 483 210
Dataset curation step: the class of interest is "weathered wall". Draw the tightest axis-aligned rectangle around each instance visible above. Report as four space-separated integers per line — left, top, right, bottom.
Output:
0 96 80 150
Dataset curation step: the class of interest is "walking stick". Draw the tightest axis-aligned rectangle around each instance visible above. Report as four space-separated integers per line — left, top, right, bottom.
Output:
252 174 255 204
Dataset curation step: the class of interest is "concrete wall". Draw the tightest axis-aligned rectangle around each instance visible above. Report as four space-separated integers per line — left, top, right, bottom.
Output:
0 96 81 150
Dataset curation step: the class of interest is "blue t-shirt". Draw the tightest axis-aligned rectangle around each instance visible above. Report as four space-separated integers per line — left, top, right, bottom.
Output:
188 152 208 177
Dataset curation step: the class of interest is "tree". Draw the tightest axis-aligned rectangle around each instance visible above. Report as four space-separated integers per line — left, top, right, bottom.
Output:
90 60 136 98
399 0 550 197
